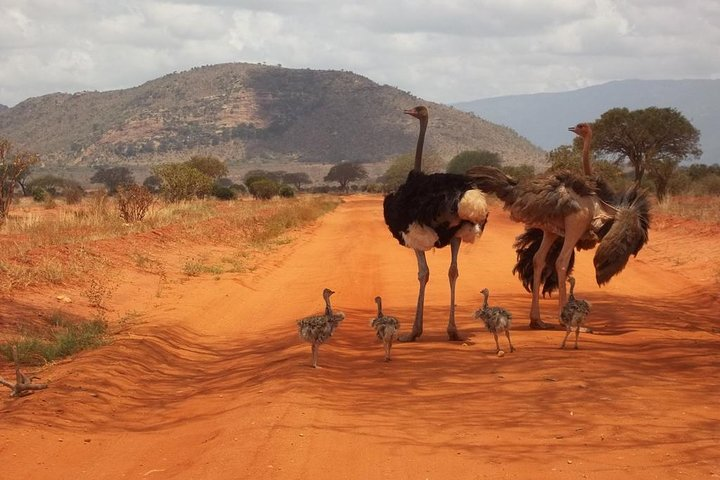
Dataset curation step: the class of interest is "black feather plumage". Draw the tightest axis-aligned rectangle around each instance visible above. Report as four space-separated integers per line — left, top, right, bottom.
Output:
512 228 576 297
384 170 487 249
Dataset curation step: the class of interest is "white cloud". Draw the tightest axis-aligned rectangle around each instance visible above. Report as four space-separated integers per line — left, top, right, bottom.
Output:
0 0 718 106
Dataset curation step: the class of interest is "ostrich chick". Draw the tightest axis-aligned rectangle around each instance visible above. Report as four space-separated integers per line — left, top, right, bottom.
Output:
297 288 345 368
474 288 515 354
370 296 400 361
560 276 591 349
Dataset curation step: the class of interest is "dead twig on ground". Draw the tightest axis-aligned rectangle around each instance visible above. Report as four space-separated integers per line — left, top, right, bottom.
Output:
0 346 48 397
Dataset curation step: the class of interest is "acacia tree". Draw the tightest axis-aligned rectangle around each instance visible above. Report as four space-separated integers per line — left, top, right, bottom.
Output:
592 107 701 198
324 162 368 191
90 166 135 193
1 139 38 224
282 172 312 189
186 155 228 179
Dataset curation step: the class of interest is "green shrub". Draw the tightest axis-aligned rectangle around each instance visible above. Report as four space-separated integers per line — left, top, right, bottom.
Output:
278 185 295 198
212 184 236 200
32 186 48 202
152 163 213 202
248 178 280 200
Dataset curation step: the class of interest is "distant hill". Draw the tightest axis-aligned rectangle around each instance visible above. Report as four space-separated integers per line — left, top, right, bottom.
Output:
0 104 8 113
0 63 544 169
454 79 720 164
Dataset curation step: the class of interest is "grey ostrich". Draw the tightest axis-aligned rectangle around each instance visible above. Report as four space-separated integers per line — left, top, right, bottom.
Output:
297 288 345 368
383 106 490 341
370 296 400 361
560 276 591 349
467 121 650 329
474 288 515 354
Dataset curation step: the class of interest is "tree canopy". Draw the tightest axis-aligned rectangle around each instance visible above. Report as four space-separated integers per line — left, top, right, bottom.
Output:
592 107 702 195
324 162 368 191
446 150 501 174
90 166 136 193
186 155 228 179
1 138 38 223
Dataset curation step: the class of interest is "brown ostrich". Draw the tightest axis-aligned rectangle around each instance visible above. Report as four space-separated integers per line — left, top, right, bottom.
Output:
383 106 490 341
467 123 650 329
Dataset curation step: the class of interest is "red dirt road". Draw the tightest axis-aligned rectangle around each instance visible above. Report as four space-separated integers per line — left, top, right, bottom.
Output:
2 196 719 479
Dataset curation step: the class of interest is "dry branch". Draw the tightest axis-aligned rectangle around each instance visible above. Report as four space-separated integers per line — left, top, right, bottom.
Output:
0 346 48 397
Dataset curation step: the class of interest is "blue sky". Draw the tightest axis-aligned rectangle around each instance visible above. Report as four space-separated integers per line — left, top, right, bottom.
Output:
1 0 718 107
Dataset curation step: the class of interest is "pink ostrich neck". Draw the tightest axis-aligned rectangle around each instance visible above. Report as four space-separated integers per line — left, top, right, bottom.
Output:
581 128 593 176
414 117 428 172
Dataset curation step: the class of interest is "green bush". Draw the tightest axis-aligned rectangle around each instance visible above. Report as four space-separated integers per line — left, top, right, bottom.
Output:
32 186 48 202
248 178 280 200
152 163 213 202
279 185 295 198
212 184 237 200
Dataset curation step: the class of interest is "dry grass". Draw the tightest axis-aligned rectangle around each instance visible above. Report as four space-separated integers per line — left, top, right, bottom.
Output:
655 195 720 223
0 194 340 294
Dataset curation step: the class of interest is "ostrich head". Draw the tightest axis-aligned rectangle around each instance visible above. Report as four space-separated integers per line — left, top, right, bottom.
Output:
374 296 382 306
569 123 592 138
404 105 429 120
480 288 490 297
322 288 335 300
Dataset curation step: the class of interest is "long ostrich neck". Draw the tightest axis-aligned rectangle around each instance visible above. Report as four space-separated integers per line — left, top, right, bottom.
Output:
324 296 333 316
376 299 383 317
413 117 428 172
482 291 489 310
568 280 575 300
581 130 593 176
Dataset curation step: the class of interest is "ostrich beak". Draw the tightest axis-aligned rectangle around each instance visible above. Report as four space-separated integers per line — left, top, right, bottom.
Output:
404 108 419 118
568 126 577 132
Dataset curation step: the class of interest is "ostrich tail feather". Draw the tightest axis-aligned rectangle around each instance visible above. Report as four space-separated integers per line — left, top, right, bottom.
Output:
594 186 651 285
465 165 518 205
513 228 575 297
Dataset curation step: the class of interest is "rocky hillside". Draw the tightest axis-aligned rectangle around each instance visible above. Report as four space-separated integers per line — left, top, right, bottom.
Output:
0 63 545 168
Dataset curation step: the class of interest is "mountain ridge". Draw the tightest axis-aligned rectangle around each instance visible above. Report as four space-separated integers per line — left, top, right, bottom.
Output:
0 63 545 170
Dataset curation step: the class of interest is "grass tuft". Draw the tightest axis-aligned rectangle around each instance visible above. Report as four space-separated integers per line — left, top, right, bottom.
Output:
1 318 108 365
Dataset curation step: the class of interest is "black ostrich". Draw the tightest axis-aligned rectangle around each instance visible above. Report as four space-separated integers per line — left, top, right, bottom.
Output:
383 106 490 341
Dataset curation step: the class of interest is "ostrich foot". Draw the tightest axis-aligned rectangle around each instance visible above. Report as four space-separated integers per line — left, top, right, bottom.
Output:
398 332 420 342
529 319 555 330
447 330 464 341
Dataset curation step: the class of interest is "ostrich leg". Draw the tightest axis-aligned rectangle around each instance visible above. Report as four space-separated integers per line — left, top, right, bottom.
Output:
311 342 319 368
530 231 558 329
505 330 515 352
446 237 463 341
554 213 590 311
399 249 429 341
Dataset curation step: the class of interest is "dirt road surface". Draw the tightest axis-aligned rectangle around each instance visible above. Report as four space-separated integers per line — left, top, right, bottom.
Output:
2 196 719 479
